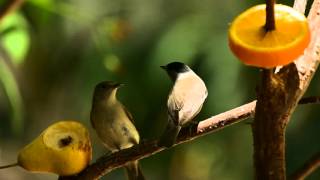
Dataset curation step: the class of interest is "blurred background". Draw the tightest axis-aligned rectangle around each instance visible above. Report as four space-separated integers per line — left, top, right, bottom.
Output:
0 0 319 179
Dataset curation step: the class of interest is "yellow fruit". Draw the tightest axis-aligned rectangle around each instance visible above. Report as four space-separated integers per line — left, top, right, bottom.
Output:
17 121 92 176
228 4 310 68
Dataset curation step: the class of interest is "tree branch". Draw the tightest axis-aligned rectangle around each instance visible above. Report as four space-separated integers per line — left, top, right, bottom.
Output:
0 0 25 22
59 101 256 180
265 0 276 31
57 95 320 180
293 0 307 13
298 96 320 105
252 0 320 179
290 152 320 180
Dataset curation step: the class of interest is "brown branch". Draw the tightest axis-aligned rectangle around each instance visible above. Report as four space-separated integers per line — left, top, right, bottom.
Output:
252 0 320 179
0 0 25 22
265 0 276 31
290 152 320 180
298 96 320 105
253 66 295 179
57 95 320 180
0 162 18 169
58 101 256 180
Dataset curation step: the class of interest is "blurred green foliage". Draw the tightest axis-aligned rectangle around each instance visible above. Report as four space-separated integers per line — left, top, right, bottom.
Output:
0 0 319 179
0 12 29 64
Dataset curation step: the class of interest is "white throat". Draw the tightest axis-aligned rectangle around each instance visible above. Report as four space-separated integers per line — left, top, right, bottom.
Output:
176 70 196 80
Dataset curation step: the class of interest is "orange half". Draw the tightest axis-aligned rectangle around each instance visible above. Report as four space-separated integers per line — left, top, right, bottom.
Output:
228 4 310 68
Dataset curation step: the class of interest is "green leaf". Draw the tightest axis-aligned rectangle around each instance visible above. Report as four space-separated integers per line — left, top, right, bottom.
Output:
0 13 30 65
0 59 24 136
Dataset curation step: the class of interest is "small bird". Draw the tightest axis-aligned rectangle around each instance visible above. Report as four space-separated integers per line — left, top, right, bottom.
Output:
90 81 145 180
158 62 208 147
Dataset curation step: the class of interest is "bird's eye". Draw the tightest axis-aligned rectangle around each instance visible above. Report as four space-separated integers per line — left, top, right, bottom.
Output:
100 84 107 89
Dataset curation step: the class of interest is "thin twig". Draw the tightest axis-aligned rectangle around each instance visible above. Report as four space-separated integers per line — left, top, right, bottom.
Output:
0 163 18 169
0 0 25 22
298 96 320 104
265 0 276 31
290 152 320 180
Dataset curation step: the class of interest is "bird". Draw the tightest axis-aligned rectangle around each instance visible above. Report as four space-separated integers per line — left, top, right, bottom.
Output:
90 81 145 180
158 62 208 147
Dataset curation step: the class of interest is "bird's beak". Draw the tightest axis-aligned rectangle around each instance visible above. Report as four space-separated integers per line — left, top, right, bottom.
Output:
160 65 167 70
114 83 124 88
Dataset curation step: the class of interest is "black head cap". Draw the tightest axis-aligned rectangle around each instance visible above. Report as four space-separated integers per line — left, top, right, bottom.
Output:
161 62 190 73
161 62 190 81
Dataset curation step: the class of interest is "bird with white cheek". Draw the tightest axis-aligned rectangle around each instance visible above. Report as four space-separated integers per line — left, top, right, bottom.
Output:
158 62 208 147
90 81 145 180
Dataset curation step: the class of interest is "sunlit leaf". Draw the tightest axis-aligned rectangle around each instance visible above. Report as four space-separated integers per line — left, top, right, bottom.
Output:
28 0 55 10
0 13 30 65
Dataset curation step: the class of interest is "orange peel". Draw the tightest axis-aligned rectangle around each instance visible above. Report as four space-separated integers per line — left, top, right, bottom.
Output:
228 4 310 68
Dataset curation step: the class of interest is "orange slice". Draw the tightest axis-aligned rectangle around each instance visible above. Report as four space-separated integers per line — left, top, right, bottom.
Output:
228 4 310 68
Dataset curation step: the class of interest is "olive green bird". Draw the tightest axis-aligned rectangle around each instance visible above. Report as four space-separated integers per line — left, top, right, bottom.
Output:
90 81 145 180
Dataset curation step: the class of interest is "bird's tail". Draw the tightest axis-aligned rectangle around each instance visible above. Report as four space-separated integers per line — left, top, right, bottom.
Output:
158 120 181 148
124 160 145 180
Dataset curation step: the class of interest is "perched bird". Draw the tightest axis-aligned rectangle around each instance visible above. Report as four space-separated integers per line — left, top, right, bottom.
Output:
90 81 144 180
158 62 208 147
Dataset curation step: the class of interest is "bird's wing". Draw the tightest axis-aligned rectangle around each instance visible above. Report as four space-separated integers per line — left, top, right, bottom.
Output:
121 103 135 124
191 89 208 118
120 104 140 145
168 96 183 125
